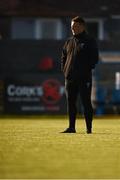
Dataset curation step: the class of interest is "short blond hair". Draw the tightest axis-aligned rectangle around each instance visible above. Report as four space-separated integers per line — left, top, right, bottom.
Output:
72 16 86 25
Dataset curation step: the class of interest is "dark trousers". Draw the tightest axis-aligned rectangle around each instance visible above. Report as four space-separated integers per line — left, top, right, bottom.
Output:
65 78 93 130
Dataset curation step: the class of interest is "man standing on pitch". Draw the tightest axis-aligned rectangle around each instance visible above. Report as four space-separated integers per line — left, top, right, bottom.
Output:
61 16 99 133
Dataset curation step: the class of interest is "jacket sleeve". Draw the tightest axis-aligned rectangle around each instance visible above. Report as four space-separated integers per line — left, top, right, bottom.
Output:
61 42 67 72
89 38 99 69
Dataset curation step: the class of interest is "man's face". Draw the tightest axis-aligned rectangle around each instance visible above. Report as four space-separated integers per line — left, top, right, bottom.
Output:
71 21 83 35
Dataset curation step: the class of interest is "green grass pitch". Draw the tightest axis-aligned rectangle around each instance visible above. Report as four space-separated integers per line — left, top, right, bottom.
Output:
0 116 120 179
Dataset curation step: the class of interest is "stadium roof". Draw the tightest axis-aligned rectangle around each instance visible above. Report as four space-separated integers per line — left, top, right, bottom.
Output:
0 0 120 18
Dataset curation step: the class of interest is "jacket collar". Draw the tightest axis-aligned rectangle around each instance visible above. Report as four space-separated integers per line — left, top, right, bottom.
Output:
73 31 87 39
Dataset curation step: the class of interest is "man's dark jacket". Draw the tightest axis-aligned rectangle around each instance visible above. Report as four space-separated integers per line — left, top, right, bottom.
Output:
61 31 99 81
